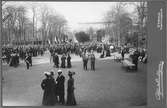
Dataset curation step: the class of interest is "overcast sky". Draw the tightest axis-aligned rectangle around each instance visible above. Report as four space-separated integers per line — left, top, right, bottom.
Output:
4 2 136 31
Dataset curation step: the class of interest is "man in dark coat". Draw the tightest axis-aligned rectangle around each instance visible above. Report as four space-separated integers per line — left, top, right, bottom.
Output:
82 53 88 70
90 52 95 71
132 50 140 71
29 53 32 66
50 71 58 104
15 53 19 67
25 53 30 69
121 48 125 60
106 49 111 57
56 70 65 104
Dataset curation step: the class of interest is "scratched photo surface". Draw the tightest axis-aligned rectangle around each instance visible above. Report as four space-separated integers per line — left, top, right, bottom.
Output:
2 1 147 107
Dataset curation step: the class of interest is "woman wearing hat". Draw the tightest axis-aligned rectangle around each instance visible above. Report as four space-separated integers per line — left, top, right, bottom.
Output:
67 53 72 68
41 72 57 106
66 71 77 105
61 54 66 68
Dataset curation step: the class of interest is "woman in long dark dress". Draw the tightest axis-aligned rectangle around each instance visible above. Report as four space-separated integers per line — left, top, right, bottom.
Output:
66 71 77 106
41 72 56 106
61 54 66 68
67 54 72 68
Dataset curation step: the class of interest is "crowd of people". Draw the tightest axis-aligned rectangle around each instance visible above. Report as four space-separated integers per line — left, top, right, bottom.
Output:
48 43 103 57
49 44 97 71
2 42 104 71
2 42 147 72
2 42 148 106
41 70 76 106
2 45 46 68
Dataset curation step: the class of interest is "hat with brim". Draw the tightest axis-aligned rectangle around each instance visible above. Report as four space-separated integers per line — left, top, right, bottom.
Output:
58 69 62 73
44 71 51 76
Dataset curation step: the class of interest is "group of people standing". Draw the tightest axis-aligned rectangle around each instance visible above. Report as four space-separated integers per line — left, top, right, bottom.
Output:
2 45 46 69
52 53 72 69
41 70 76 106
82 50 96 71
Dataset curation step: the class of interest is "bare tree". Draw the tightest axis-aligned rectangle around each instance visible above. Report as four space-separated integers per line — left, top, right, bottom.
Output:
31 6 37 44
2 5 17 44
39 5 50 44
42 10 67 44
104 3 132 46
2 3 68 45
16 6 27 43
129 2 147 48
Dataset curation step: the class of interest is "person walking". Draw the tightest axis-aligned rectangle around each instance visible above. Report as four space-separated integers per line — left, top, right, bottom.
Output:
41 72 56 106
25 53 30 69
66 71 77 106
56 70 65 104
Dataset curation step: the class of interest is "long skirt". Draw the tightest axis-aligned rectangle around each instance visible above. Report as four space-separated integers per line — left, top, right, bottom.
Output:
66 90 77 105
67 61 72 68
42 90 56 106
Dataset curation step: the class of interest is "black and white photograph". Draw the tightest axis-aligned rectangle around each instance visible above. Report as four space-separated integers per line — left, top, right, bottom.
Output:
1 1 166 108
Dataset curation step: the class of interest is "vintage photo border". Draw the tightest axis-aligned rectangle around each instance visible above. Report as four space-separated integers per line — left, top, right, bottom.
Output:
0 0 166 108
147 1 166 108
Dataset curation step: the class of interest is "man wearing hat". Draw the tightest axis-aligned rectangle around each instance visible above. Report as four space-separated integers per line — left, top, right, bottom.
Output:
56 70 65 104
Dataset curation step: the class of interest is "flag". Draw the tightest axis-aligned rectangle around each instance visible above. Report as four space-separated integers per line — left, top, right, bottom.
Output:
73 35 78 43
54 37 57 43
48 39 50 44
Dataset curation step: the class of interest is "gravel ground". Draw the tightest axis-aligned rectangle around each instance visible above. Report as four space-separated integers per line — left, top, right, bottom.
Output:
2 52 147 108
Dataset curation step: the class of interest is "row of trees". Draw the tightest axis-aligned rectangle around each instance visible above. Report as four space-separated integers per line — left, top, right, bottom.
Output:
2 4 68 45
103 2 147 48
74 28 105 43
74 2 147 48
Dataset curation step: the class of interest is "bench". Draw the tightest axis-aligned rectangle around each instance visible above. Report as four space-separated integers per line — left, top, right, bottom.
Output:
122 59 135 71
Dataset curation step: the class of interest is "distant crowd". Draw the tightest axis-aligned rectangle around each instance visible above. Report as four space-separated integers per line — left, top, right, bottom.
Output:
2 45 46 67
2 43 147 71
